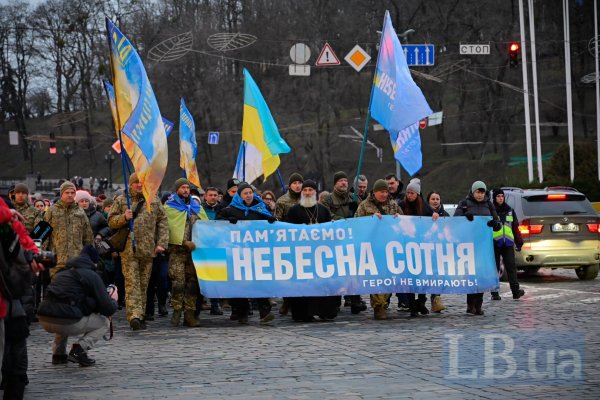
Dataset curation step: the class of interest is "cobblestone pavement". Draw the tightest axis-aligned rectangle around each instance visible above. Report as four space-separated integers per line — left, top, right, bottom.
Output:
21 269 600 399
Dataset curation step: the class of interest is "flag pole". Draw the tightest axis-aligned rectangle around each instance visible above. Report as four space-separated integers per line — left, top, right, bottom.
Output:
276 169 287 194
105 17 136 252
354 16 388 202
242 141 246 182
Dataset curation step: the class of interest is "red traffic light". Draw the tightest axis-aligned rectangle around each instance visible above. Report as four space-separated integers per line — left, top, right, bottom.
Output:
509 42 520 67
509 42 520 52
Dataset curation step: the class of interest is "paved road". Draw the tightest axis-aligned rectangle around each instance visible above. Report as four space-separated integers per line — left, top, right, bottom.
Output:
22 269 600 399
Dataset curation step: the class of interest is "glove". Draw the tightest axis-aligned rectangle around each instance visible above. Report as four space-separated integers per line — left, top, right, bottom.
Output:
349 201 359 214
515 246 522 252
267 216 277 224
465 212 474 222
182 240 196 252
487 220 502 231
486 219 496 227
228 217 238 224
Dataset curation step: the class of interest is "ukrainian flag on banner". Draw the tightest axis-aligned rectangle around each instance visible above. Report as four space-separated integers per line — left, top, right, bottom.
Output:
192 248 228 281
179 98 201 188
105 19 168 206
242 68 291 181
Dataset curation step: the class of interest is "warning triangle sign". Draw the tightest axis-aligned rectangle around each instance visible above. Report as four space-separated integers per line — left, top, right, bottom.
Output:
315 42 341 66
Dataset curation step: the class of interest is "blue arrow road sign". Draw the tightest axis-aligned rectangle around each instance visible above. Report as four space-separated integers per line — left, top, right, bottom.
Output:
402 44 435 66
208 131 219 145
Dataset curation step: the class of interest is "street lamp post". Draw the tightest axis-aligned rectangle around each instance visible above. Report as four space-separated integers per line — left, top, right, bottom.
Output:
105 150 115 189
62 146 73 179
27 142 35 174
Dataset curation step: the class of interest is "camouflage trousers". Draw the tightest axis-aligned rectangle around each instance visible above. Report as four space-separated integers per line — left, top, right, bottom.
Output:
49 264 66 280
370 293 391 308
121 254 153 322
168 251 199 312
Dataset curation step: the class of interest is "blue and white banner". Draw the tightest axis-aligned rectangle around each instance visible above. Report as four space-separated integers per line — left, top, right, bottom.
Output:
192 216 499 298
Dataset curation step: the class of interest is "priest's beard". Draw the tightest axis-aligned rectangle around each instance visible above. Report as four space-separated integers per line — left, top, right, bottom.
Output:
300 193 317 208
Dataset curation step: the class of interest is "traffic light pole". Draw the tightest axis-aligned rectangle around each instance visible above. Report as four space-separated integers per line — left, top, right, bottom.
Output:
528 0 543 182
518 0 533 183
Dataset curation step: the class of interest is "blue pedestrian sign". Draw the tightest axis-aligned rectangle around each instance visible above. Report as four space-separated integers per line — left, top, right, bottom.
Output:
208 131 219 145
402 44 435 66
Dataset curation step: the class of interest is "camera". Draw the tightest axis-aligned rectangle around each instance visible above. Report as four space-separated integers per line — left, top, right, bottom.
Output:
26 239 57 268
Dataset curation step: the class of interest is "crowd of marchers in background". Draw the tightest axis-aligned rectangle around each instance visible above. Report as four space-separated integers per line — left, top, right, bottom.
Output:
0 170 525 399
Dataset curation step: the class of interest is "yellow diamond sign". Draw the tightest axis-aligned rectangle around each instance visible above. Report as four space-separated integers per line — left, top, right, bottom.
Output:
344 44 371 72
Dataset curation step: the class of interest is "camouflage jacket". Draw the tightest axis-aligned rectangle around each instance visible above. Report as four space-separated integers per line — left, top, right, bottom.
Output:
355 193 403 217
274 190 301 221
108 192 169 259
322 190 356 220
14 202 43 234
44 200 94 267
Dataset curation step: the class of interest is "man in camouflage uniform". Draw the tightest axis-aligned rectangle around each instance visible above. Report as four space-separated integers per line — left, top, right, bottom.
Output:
12 183 43 234
108 173 169 331
274 172 303 221
355 179 403 320
44 181 94 278
322 171 365 314
164 178 208 327
273 172 303 315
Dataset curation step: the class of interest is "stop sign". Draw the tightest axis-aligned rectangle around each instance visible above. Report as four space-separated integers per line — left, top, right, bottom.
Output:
419 118 428 129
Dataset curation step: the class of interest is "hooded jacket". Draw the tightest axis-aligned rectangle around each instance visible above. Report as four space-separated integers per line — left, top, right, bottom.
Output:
37 254 117 322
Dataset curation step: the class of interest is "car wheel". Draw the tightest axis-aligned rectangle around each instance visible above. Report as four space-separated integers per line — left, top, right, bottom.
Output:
520 267 540 276
575 264 599 280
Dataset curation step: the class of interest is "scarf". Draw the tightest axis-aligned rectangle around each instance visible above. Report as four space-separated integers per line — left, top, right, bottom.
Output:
230 193 272 217
166 193 202 219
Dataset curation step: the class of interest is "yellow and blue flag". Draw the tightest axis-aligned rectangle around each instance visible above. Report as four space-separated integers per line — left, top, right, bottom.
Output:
241 68 290 181
105 19 168 206
179 98 201 188
369 11 432 176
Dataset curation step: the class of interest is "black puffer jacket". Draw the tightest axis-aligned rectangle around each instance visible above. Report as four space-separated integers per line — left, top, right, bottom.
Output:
216 198 272 222
86 208 110 238
37 254 117 321
454 192 500 220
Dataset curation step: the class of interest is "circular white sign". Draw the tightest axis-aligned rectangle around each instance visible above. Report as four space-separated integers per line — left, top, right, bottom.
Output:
290 43 311 64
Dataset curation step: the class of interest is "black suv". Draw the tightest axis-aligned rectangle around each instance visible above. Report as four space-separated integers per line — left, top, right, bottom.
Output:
501 186 600 280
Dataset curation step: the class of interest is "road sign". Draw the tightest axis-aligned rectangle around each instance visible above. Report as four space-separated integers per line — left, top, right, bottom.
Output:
459 43 490 55
315 42 340 66
289 64 310 76
402 44 434 66
9 131 18 145
419 118 427 129
208 131 220 145
344 45 371 72
290 43 310 64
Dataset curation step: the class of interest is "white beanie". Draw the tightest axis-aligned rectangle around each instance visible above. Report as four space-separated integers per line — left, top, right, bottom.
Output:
74 190 93 203
406 178 421 195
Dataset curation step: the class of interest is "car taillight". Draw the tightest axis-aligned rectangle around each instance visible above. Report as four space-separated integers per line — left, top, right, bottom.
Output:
547 194 567 200
586 224 599 233
518 223 543 235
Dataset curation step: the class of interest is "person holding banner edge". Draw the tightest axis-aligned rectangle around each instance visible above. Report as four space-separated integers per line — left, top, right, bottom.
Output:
453 180 502 316
216 182 276 324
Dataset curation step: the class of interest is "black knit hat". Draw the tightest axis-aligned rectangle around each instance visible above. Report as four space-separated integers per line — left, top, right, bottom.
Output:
288 172 304 185
302 179 317 191
333 171 348 185
227 178 240 190
81 244 99 264
237 182 253 194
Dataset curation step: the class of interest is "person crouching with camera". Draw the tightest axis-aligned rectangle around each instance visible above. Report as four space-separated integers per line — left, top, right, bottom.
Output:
37 245 117 367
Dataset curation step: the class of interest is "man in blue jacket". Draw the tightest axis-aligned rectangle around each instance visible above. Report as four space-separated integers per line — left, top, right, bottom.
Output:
37 245 117 367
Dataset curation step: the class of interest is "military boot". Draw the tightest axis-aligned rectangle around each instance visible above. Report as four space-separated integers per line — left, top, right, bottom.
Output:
170 309 182 326
183 310 201 327
431 296 446 313
373 305 387 320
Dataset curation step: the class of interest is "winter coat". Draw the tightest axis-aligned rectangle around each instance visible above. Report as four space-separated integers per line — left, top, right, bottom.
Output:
454 193 500 219
274 190 301 221
217 198 272 222
493 202 524 249
37 254 117 321
286 203 332 224
107 192 169 259
44 200 94 268
321 189 358 220
355 193 403 217
86 208 110 238
14 202 43 234
201 201 219 220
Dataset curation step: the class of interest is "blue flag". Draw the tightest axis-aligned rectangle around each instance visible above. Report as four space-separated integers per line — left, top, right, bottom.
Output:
179 98 201 188
390 122 422 176
369 11 432 175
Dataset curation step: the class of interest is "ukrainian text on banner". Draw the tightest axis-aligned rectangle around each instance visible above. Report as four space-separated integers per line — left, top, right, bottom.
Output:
192 216 499 298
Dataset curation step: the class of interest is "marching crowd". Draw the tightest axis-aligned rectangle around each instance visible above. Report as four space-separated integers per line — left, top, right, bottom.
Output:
0 170 526 398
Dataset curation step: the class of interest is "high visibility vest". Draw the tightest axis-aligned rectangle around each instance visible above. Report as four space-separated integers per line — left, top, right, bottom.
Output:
493 212 515 247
